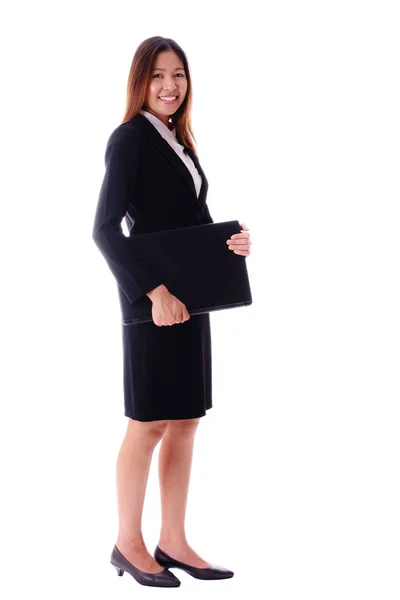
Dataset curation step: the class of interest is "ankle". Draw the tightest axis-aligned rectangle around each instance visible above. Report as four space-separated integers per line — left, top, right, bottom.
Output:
158 533 188 549
116 534 146 553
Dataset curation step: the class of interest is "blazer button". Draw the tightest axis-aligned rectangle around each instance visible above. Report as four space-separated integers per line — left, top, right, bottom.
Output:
195 211 202 219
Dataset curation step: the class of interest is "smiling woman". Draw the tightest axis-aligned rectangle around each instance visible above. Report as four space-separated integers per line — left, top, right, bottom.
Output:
92 35 236 589
146 53 188 120
120 39 198 150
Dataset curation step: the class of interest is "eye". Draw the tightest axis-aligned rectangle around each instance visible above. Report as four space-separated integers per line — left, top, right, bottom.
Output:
152 73 185 78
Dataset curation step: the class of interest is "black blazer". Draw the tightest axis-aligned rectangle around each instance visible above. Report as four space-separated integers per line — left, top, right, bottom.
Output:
92 112 214 319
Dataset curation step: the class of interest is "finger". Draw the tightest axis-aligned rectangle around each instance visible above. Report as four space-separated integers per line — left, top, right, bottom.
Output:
229 232 250 240
227 237 250 246
229 246 250 252
230 239 252 246
228 239 253 248
226 234 251 243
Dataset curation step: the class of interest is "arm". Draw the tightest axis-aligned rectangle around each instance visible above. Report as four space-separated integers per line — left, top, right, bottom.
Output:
92 127 163 304
203 202 213 224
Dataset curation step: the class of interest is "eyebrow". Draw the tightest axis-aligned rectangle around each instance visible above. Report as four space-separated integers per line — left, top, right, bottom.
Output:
151 67 185 71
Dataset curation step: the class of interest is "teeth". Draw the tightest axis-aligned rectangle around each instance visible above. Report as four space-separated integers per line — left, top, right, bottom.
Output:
159 96 177 100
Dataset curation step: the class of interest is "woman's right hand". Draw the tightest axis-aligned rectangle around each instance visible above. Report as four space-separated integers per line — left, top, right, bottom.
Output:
146 285 190 327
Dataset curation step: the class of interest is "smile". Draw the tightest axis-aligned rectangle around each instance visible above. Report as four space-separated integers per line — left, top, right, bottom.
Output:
159 96 178 104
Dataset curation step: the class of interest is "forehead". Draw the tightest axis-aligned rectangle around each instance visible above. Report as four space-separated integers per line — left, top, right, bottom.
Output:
152 51 184 70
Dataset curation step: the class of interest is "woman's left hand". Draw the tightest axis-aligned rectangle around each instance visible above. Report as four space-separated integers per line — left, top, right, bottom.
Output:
226 223 251 257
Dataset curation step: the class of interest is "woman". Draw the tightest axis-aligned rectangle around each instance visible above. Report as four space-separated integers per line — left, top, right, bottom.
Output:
92 36 251 588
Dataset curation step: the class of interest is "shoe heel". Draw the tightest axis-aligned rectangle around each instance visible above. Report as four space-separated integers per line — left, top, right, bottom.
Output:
111 545 181 587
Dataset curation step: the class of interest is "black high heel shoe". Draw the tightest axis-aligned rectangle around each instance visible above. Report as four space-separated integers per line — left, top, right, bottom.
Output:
110 545 181 587
154 545 234 580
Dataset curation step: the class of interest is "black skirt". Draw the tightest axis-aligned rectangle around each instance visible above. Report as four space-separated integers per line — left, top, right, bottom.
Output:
122 312 212 421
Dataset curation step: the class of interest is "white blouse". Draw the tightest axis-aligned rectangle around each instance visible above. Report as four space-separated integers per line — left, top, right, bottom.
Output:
139 109 202 199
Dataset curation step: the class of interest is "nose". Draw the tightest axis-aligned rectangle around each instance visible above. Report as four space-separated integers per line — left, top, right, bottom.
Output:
162 76 178 92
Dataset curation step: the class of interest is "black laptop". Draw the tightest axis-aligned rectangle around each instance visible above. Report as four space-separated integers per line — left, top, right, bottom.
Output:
117 220 253 325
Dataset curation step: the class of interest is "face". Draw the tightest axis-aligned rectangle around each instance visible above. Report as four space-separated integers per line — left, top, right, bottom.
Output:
143 50 188 127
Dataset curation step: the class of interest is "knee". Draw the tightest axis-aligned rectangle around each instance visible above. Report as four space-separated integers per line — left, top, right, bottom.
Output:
127 418 168 444
148 420 169 440
166 417 201 438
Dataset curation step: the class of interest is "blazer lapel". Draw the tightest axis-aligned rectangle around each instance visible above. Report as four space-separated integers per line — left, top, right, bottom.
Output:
184 146 208 211
134 113 207 211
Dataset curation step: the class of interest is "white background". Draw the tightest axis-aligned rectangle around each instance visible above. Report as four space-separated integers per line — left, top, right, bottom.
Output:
1 1 399 598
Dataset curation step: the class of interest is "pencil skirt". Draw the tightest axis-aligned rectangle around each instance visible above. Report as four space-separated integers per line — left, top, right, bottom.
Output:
122 312 213 422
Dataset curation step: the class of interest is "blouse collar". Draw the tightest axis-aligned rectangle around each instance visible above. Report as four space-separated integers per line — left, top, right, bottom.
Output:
139 109 177 140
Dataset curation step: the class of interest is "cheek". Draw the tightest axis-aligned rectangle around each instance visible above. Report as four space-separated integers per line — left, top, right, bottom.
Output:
178 80 188 95
148 82 160 96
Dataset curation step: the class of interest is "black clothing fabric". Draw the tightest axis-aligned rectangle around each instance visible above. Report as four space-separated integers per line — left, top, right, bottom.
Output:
122 312 212 421
93 113 214 421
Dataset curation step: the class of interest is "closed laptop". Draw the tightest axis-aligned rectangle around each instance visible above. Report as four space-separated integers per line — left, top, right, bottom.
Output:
117 220 253 325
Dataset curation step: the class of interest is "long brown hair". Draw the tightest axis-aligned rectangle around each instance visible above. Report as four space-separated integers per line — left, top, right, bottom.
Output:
122 36 198 156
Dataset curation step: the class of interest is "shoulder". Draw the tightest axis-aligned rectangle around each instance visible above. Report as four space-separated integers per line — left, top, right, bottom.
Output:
106 117 143 147
104 116 144 160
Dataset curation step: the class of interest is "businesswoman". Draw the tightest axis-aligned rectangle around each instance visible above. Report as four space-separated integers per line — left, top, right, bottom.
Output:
92 36 251 588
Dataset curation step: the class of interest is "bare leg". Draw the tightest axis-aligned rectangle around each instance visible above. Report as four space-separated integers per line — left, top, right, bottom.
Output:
157 417 210 568
115 418 168 573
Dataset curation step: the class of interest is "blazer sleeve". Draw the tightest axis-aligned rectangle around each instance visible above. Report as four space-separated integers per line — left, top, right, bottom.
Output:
92 127 163 304
203 201 214 224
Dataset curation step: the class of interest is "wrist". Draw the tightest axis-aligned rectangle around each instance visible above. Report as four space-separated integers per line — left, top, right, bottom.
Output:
147 284 168 302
